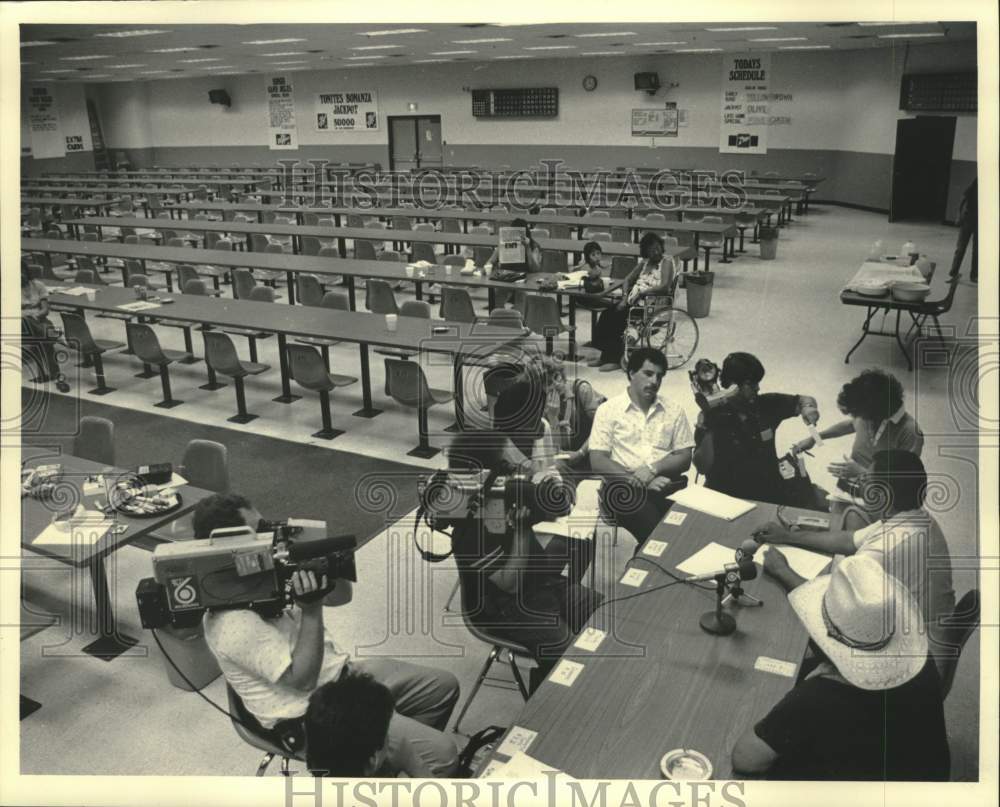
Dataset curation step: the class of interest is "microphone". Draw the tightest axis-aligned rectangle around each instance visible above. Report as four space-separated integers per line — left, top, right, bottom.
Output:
686 559 757 583
734 538 759 565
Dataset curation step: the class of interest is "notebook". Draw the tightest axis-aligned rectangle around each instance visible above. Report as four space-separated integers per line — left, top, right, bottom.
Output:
668 485 756 520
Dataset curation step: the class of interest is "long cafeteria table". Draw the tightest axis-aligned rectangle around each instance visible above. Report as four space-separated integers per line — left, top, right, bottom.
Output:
46 284 529 432
21 450 213 660
22 184 274 204
478 499 813 780
23 236 624 360
62 216 706 271
22 176 272 191
67 213 723 268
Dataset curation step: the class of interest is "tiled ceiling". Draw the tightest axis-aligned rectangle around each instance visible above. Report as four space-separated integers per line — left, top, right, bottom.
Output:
19 21 977 83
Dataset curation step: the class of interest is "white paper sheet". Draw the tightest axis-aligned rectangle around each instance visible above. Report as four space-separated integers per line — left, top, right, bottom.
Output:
116 301 162 312
487 751 573 780
533 509 599 540
759 545 831 581
675 541 736 576
34 508 112 546
668 486 756 520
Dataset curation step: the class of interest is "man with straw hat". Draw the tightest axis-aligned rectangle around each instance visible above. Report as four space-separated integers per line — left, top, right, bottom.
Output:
731 555 950 780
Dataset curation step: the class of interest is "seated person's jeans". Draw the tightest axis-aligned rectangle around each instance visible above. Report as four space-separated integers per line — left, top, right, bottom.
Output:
598 477 680 546
476 574 600 692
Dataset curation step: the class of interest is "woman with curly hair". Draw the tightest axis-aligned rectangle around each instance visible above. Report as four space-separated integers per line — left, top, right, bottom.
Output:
793 369 923 484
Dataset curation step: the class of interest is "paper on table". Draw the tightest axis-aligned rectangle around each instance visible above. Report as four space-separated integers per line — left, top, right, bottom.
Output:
533 509 599 541
487 751 574 780
58 286 91 297
116 301 162 312
760 545 830 581
675 541 735 576
668 486 756 520
34 508 112 547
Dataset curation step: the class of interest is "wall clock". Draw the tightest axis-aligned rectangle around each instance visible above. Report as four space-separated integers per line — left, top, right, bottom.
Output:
582 75 598 92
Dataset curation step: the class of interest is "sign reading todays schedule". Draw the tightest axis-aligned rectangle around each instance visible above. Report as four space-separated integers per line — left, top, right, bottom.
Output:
720 52 770 155
315 89 380 132
266 76 299 150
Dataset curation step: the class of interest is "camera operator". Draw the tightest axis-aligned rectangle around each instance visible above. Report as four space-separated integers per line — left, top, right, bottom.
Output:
446 431 601 692
195 493 459 777
693 352 820 506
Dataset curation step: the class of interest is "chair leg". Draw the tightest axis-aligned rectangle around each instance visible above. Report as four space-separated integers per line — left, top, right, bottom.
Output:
407 406 440 459
228 376 258 424
321 345 330 371
180 327 200 364
737 228 747 252
255 752 275 777
452 647 501 734
199 357 227 391
507 651 530 699
154 363 183 408
443 579 461 612
312 389 344 440
248 337 259 363
88 352 115 395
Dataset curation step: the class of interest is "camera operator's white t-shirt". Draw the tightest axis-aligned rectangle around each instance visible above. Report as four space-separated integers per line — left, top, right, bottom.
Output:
204 608 349 728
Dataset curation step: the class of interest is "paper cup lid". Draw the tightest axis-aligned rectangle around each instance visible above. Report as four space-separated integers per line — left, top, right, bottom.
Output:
660 749 712 780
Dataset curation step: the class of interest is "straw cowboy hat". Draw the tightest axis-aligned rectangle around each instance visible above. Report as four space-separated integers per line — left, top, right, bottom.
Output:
788 554 927 690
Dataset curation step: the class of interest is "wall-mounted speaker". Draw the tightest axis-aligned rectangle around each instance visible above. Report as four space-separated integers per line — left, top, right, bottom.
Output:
634 72 661 94
208 89 231 108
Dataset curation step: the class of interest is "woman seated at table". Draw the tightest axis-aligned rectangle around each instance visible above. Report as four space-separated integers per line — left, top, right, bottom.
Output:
588 231 677 372
484 218 543 309
573 241 612 324
21 264 70 393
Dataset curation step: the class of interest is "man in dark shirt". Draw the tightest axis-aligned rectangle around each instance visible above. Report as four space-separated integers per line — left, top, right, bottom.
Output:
731 553 950 781
949 178 977 284
694 352 819 505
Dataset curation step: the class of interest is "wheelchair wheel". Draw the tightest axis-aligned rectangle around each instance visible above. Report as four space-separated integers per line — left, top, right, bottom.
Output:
646 306 699 369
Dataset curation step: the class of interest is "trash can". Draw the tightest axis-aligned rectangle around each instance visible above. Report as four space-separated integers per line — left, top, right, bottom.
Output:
759 227 779 260
685 272 714 319
155 623 222 691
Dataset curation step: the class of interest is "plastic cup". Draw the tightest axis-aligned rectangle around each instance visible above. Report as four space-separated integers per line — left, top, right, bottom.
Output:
385 314 398 332
444 264 454 276
85 289 97 301
405 265 415 278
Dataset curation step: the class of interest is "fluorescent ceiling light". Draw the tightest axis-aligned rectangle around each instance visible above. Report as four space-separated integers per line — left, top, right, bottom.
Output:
582 51 619 56
574 32 637 38
344 63 375 67
493 55 532 59
359 28 427 36
705 26 778 32
262 51 306 56
430 50 476 55
59 54 112 61
634 41 686 46
86 74 110 78
109 64 147 68
857 21 927 26
204 65 236 69
242 38 306 45
21 41 58 47
94 29 169 38
780 45 831 49
41 69 77 73
271 60 308 65
878 32 945 38
524 45 577 50
140 70 168 74
414 59 451 63
179 58 221 63
352 44 402 50
453 37 512 43
344 55 385 60
149 46 198 53
674 48 723 53
750 37 807 42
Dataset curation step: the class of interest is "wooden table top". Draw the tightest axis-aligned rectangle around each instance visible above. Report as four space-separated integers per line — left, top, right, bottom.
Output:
63 217 699 262
21 452 212 568
45 284 531 356
481 501 813 780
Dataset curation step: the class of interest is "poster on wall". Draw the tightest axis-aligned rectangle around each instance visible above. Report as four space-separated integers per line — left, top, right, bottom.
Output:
267 76 298 150
719 53 770 154
27 85 64 159
315 90 379 132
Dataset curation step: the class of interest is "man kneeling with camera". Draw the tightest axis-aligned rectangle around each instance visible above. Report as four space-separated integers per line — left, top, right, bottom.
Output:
193 493 460 777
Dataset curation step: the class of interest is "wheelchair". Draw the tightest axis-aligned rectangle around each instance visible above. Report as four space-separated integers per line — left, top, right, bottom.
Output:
621 277 699 371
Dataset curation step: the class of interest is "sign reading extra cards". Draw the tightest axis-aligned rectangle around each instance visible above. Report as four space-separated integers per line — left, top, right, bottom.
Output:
720 53 770 154
315 89 380 131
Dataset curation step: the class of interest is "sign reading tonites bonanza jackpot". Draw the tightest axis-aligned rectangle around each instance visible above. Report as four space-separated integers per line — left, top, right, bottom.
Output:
267 76 299 150
720 53 770 154
315 90 380 131
27 85 65 159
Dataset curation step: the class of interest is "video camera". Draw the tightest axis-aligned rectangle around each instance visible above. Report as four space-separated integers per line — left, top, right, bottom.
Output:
689 359 740 415
136 520 357 628
417 469 573 538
